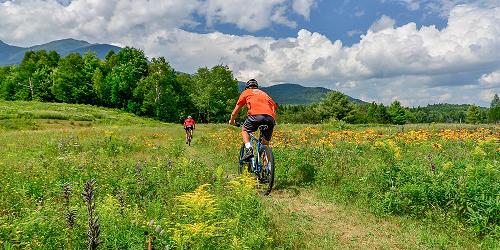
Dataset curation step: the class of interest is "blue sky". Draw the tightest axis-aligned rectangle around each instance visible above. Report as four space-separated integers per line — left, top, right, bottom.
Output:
186 0 449 46
0 0 499 106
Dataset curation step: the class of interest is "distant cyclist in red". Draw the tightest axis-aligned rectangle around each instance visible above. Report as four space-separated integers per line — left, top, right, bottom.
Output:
183 115 196 144
229 79 278 161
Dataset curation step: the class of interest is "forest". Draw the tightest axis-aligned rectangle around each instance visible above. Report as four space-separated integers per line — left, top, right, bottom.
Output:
1 48 499 125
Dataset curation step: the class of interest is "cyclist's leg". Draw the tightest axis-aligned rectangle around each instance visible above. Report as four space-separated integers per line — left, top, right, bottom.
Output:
242 116 259 144
241 116 259 160
260 115 275 145
260 115 275 172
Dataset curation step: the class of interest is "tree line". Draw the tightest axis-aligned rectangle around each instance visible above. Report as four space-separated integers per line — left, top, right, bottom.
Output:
278 91 500 125
1 48 498 125
0 48 239 123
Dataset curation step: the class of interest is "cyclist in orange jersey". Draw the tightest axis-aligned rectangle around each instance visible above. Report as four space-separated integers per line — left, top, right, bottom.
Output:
229 79 278 161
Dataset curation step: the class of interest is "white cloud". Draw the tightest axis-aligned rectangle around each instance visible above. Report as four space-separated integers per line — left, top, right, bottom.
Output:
479 89 496 103
292 0 317 20
199 0 296 32
479 69 500 87
347 30 363 37
369 15 396 32
0 0 303 46
271 5 298 28
0 1 499 106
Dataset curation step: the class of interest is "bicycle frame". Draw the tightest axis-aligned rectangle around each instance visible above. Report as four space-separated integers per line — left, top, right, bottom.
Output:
235 122 275 195
248 132 263 174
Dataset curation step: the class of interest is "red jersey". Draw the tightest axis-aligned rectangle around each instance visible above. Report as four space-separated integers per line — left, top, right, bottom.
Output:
183 118 195 127
237 89 278 119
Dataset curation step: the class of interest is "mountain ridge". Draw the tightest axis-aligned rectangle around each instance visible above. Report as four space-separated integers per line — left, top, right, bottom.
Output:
0 38 121 65
238 82 367 105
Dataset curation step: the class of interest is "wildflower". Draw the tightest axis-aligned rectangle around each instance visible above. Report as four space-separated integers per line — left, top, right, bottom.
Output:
82 179 102 250
432 143 442 150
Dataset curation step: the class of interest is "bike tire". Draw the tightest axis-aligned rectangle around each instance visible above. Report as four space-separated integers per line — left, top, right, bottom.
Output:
260 145 275 195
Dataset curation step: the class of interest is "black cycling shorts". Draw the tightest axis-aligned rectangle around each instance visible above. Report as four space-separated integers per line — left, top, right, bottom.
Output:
243 115 275 141
185 126 194 131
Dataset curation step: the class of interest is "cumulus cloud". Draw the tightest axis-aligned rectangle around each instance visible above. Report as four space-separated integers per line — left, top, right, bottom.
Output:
0 0 315 46
199 0 296 31
0 0 499 106
369 15 396 32
479 70 500 87
347 30 363 37
292 0 317 20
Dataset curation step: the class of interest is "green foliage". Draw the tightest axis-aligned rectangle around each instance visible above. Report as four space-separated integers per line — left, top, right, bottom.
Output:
0 48 241 124
489 94 500 123
367 102 390 124
191 65 238 123
388 100 408 125
133 57 184 122
0 102 498 248
316 91 355 122
271 128 500 240
106 47 148 110
0 102 271 249
52 53 85 103
466 105 481 124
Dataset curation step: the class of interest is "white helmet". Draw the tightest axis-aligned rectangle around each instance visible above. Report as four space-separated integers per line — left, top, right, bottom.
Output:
187 115 192 119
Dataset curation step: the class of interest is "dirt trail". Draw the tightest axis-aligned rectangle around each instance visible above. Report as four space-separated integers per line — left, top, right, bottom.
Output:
264 189 420 250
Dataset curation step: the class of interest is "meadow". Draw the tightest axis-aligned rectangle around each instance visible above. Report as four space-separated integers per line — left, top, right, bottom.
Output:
0 101 499 249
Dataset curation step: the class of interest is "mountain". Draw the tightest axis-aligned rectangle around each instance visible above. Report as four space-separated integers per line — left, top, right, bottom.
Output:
238 82 366 105
0 38 121 65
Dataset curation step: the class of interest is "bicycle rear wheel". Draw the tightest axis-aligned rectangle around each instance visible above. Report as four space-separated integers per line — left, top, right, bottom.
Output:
259 145 275 195
238 144 251 174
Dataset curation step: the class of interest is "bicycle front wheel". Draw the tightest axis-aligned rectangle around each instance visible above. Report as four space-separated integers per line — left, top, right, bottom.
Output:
259 145 275 195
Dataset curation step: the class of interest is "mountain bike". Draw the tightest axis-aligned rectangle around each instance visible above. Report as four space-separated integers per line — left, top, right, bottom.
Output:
234 123 275 195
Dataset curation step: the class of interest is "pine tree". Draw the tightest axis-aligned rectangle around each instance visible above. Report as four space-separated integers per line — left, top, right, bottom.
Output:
489 94 500 123
466 105 481 124
389 100 407 125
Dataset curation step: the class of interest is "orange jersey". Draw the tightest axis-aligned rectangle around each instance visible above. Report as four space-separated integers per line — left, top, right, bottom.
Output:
237 89 278 119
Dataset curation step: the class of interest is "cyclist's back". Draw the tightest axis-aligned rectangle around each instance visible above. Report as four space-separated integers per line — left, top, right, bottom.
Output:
229 79 278 161
237 88 277 119
183 116 195 128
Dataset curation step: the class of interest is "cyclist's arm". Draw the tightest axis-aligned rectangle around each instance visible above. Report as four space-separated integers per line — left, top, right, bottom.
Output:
229 104 244 125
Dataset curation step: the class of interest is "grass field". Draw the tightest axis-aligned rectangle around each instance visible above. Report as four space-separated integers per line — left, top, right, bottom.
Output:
0 101 499 249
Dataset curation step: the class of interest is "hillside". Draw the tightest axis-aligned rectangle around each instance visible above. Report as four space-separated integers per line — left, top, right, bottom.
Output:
0 38 121 65
239 82 367 105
